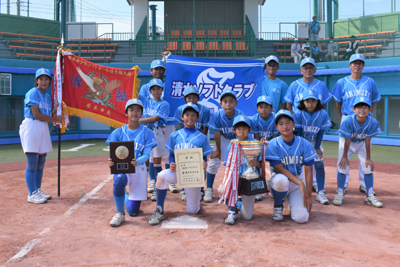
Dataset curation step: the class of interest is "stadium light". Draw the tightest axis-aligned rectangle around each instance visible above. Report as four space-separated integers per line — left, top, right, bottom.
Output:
126 0 134 40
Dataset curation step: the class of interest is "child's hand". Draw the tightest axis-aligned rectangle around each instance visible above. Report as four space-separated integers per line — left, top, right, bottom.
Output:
108 158 114 168
365 159 374 172
170 162 176 172
339 157 349 170
131 158 137 167
51 103 59 114
315 149 323 159
162 51 171 57
300 183 312 212
209 150 220 159
53 115 63 123
203 161 207 170
247 159 261 169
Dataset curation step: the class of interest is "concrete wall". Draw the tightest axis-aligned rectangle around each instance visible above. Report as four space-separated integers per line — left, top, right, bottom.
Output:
134 0 149 38
244 0 259 35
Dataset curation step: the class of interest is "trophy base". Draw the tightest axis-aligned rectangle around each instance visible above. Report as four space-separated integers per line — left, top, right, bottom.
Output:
238 176 269 196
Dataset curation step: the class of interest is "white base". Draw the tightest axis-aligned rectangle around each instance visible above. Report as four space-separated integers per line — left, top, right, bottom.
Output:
161 215 208 229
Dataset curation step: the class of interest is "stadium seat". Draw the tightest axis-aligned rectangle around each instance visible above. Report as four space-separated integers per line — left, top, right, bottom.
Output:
165 42 178 51
235 41 247 51
183 30 193 39
196 30 205 39
170 30 180 39
182 41 192 51
220 30 229 39
196 42 205 52
232 30 243 39
222 41 232 51
207 30 217 39
208 41 219 51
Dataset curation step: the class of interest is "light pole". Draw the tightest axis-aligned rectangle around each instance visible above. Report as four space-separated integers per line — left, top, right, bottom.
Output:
126 0 134 40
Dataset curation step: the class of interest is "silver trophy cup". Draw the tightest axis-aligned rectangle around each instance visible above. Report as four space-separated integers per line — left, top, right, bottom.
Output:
239 141 263 179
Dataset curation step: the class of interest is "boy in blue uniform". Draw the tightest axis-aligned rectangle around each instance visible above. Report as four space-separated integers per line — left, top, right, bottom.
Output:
285 58 332 114
149 103 213 225
107 99 157 227
333 96 382 208
332 54 381 194
205 89 244 203
265 110 317 223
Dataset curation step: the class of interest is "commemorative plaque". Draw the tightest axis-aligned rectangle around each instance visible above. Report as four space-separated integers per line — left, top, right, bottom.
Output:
175 148 205 188
110 141 135 174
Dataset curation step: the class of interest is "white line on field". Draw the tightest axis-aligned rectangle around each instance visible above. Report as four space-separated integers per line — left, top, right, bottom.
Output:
5 175 112 265
61 144 95 152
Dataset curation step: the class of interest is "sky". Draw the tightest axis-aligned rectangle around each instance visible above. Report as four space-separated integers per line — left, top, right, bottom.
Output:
0 0 398 37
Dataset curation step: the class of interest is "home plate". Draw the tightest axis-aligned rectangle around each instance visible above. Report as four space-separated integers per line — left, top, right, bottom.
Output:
161 215 208 229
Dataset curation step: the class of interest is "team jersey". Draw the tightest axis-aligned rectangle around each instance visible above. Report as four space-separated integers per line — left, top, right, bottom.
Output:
261 77 288 113
138 94 170 128
208 109 245 140
166 129 213 156
338 115 381 143
224 137 261 175
24 87 52 119
265 136 317 176
293 109 332 142
250 112 278 140
174 103 211 131
285 78 332 113
106 124 157 163
309 21 319 34
332 76 381 115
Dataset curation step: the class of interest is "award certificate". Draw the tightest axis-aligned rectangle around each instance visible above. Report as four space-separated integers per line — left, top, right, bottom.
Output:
175 148 205 188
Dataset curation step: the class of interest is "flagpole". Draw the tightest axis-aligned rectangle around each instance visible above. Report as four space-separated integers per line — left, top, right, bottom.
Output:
57 35 64 198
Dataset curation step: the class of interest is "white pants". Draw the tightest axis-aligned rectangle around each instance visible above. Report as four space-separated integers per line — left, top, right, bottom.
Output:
19 118 53 154
240 195 257 220
151 127 166 158
268 173 309 224
337 138 372 175
162 125 176 164
310 140 323 187
291 51 302 63
126 164 148 201
206 135 230 175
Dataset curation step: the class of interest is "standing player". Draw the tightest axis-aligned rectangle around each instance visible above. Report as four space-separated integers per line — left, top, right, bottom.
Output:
265 110 317 223
261 56 288 113
205 89 244 203
293 90 332 204
333 97 382 208
285 58 332 114
107 99 157 227
332 54 381 194
149 103 213 225
19 68 63 204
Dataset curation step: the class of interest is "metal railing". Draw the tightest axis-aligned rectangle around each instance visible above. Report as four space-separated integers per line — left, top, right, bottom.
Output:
279 21 328 39
258 32 296 40
97 32 133 41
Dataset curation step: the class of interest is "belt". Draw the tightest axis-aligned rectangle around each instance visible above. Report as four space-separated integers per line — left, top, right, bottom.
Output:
25 117 38 121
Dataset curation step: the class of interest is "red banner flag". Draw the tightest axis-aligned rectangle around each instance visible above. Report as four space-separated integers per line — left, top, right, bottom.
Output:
63 54 140 128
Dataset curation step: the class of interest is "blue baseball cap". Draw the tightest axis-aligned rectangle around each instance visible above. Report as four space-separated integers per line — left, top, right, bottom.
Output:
274 109 294 124
264 55 279 65
35 68 51 79
220 88 237 101
181 102 200 114
300 57 316 67
353 96 371 107
233 115 252 128
349 53 365 64
150 60 166 69
257 95 273 105
183 85 200 97
125 98 143 112
148 78 164 89
302 90 319 100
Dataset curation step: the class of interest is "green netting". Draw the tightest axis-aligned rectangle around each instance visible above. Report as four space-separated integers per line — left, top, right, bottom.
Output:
0 14 60 38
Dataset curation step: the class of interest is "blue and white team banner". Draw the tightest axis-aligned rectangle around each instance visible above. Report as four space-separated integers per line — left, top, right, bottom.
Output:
165 55 263 118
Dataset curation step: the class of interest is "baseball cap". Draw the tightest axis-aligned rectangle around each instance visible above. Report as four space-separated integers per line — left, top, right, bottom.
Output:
233 115 252 128
300 57 316 67
148 78 164 89
150 60 166 69
183 85 200 97
302 90 318 100
294 38 299 41
35 68 51 79
220 88 237 101
181 102 200 114
349 53 365 64
264 55 279 65
257 95 273 105
125 98 143 112
275 109 294 124
353 96 371 107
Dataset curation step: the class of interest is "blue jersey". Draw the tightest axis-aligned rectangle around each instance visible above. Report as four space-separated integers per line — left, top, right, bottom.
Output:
338 115 381 143
285 78 332 113
166 129 213 156
332 76 381 115
139 95 170 128
250 112 278 140
224 137 261 175
265 136 317 176
293 109 332 142
24 87 52 119
208 109 245 140
261 77 288 113
174 103 211 132
309 21 319 34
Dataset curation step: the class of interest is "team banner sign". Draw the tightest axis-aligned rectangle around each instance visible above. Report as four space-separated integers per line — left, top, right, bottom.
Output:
164 55 264 118
63 54 141 128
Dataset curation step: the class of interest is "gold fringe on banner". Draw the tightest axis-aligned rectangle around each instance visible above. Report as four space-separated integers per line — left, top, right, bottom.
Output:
131 65 142 99
65 107 125 129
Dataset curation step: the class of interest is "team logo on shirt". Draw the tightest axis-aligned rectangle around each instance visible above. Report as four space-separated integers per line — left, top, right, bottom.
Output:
360 97 365 101
309 90 313 95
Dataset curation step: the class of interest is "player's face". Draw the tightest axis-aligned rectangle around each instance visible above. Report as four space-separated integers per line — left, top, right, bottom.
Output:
257 103 272 120
352 105 370 119
36 75 51 92
220 95 238 116
233 125 250 140
265 61 279 76
181 110 199 127
276 117 295 137
300 64 316 79
350 60 364 75
150 67 165 79
304 98 318 113
126 105 142 121
150 85 163 100
185 94 199 105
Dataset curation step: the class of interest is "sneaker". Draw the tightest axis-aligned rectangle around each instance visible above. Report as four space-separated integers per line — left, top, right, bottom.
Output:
151 191 157 201
203 188 213 203
168 183 179 193
37 188 52 200
147 180 155 193
333 191 344 206
312 185 318 193
359 186 375 195
109 212 125 227
180 190 186 202
272 205 283 221
149 207 165 225
255 194 262 202
224 210 239 225
200 191 205 201
27 190 47 204
336 187 347 195
364 194 383 208
316 190 329 205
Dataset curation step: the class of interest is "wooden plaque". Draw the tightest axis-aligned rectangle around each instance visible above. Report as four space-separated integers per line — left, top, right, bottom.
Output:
110 141 135 174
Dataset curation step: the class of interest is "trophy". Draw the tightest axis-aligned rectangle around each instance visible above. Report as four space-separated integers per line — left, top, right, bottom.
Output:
110 141 135 174
240 141 263 179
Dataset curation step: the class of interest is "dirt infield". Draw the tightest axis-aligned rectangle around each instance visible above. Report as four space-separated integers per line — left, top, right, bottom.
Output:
1 158 400 266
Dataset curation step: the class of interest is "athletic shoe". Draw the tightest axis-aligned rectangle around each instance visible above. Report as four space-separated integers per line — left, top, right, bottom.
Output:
312 185 318 193
224 210 239 225
147 180 155 193
200 191 205 201
316 190 329 205
333 191 344 206
109 212 125 227
151 191 157 201
272 205 283 221
336 187 347 195
27 190 47 204
359 186 375 195
37 188 52 200
203 188 213 203
149 207 165 225
180 190 186 202
255 194 262 202
168 183 179 193
364 194 383 208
